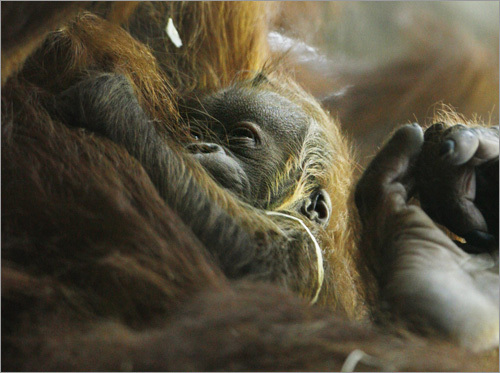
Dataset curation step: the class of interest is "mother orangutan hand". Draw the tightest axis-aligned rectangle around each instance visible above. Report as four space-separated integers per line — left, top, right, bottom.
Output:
355 123 499 352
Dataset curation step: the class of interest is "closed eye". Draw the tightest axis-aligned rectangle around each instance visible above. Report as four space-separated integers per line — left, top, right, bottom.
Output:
228 122 261 147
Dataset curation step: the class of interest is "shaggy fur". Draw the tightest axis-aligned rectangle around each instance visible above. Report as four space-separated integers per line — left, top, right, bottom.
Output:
1 2 498 371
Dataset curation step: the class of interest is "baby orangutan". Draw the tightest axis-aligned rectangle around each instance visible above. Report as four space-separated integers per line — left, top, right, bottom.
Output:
1 2 499 370
54 71 499 354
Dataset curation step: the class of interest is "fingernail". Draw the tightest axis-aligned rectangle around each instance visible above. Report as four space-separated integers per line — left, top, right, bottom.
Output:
439 139 455 157
431 122 445 131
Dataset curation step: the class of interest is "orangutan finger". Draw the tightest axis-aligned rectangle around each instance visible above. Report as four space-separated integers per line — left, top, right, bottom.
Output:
355 123 423 224
441 125 499 166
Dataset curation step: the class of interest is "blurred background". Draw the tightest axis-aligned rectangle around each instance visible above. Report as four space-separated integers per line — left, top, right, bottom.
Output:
269 1 499 166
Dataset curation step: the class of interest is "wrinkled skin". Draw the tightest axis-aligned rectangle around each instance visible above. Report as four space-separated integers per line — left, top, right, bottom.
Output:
186 88 314 206
184 86 333 224
355 123 499 352
416 123 499 250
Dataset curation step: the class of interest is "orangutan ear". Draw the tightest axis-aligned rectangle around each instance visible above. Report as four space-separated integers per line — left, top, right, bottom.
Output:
300 188 331 227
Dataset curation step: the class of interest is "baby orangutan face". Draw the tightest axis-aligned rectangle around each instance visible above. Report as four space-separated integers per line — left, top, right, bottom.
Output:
185 86 332 227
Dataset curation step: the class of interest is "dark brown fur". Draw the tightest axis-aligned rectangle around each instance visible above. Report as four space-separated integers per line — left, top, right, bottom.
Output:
1 2 498 371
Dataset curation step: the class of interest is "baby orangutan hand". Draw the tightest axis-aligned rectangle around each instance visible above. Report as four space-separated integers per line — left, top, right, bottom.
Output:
416 123 499 251
355 123 499 352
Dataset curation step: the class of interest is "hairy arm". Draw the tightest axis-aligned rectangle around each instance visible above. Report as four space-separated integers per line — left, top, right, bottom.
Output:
8 282 494 372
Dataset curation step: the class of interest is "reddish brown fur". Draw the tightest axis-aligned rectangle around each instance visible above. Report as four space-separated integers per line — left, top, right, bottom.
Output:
1 2 498 371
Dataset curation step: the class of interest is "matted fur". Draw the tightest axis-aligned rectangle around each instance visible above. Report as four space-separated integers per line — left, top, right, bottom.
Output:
1 2 497 371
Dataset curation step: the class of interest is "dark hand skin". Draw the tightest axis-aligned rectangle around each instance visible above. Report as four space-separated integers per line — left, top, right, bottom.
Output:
355 124 499 351
416 123 499 251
